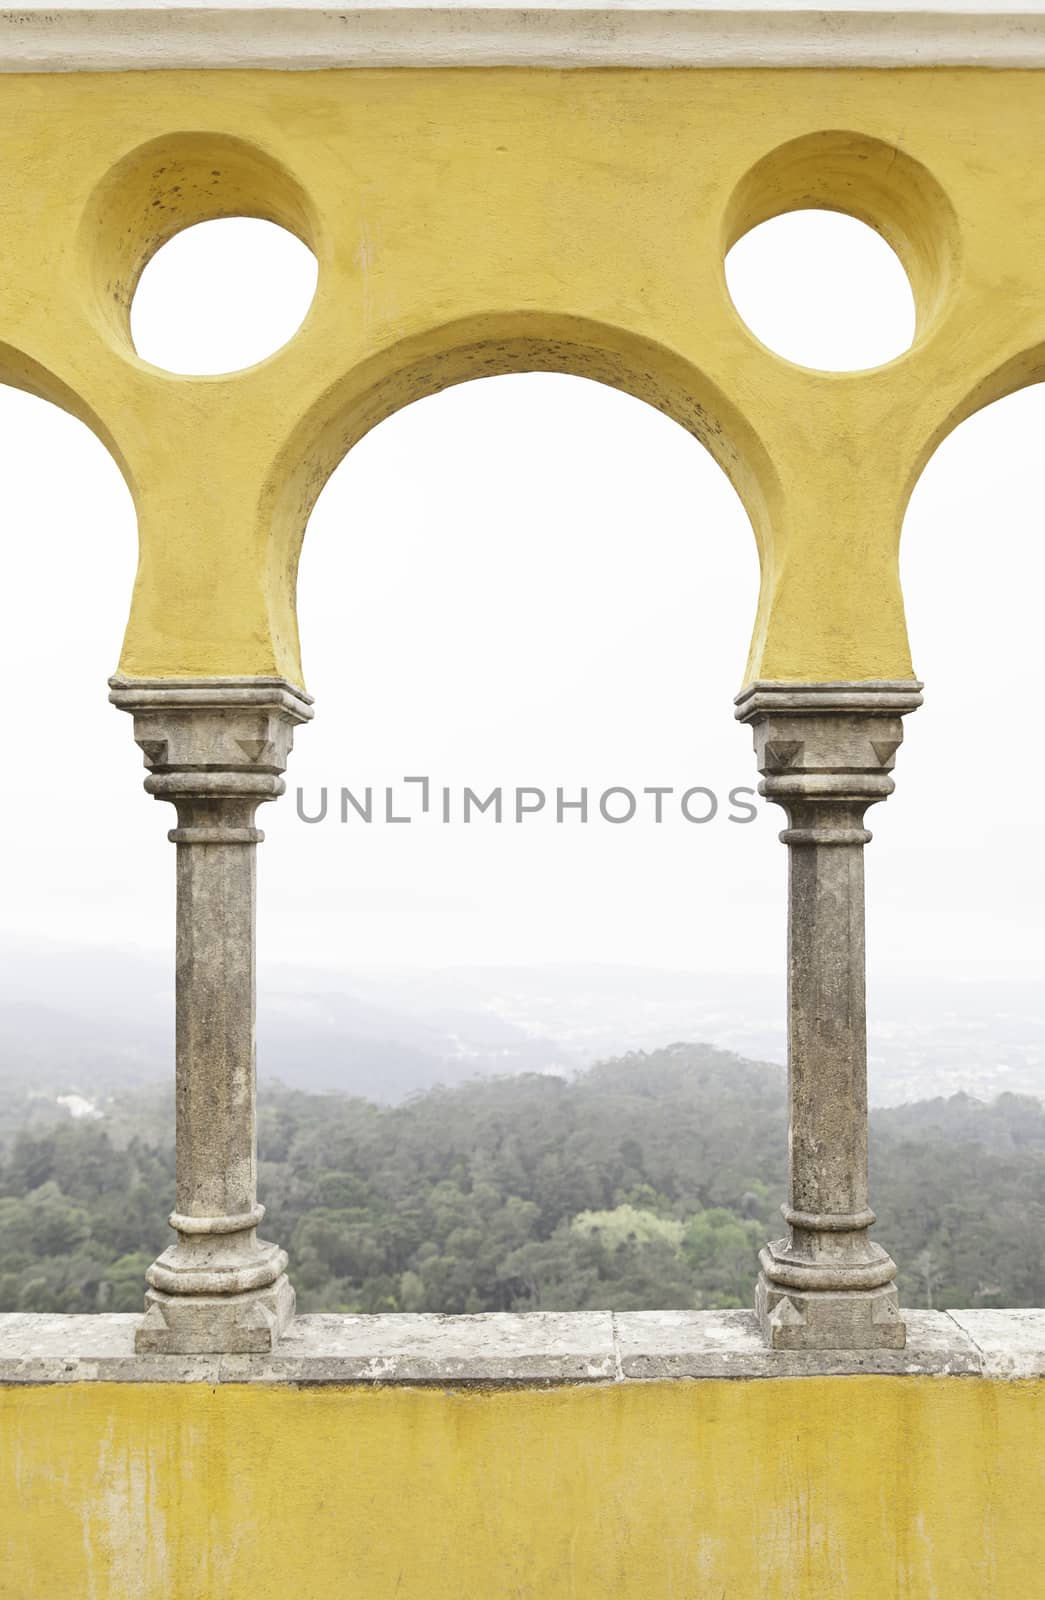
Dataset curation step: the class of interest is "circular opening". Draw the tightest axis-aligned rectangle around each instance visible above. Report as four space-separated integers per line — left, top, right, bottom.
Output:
130 217 318 375
725 209 917 371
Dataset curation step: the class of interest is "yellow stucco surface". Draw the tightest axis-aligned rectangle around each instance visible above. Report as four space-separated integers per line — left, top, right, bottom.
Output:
4 68 1045 685
1 1375 1042 1599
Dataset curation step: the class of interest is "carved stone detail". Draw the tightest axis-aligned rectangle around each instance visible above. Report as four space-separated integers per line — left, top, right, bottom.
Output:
736 680 923 1351
110 677 313 1354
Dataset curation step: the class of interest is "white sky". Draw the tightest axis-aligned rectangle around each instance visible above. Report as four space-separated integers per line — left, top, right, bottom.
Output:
1 210 1042 985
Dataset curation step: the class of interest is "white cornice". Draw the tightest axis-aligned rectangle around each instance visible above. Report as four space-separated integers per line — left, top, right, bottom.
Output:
2 1 1045 72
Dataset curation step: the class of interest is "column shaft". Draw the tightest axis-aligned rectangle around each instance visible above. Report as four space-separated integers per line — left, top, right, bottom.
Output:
787 799 870 1229
174 799 259 1222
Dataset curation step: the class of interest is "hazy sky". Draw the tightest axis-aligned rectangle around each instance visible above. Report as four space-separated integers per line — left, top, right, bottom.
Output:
1 211 1041 985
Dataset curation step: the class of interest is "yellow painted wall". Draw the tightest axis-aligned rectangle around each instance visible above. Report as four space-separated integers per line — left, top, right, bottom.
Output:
4 69 1045 685
1 1376 1042 1599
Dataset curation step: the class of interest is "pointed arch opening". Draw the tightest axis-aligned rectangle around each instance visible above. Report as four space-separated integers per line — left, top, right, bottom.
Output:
263 357 782 1002
0 372 163 1105
875 380 1045 1098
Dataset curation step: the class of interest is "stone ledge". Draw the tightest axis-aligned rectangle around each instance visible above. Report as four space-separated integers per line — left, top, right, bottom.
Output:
4 2 1045 74
614 1308 983 1379
947 1308 1045 1379
1 1307 1042 1383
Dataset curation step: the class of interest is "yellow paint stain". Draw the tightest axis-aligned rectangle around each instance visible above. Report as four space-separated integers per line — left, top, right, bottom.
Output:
1 1377 1043 1599
2 68 1045 685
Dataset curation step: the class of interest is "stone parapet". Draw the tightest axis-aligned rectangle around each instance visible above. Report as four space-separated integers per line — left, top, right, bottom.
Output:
4 1309 1045 1600
1 1307 1042 1384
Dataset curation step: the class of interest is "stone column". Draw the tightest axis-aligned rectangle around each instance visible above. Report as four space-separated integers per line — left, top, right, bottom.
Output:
735 681 922 1351
109 677 312 1354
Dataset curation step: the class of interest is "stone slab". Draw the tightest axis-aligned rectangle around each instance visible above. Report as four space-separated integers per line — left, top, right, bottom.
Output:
232 1311 619 1383
614 1308 983 1379
0 1311 616 1385
1 1307 1039 1384
948 1309 1045 1378
3 2 1045 75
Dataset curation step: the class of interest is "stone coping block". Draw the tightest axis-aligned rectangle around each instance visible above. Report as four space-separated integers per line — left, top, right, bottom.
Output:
948 1308 1045 1379
8 1 1045 75
614 1308 982 1378
1 1307 1042 1384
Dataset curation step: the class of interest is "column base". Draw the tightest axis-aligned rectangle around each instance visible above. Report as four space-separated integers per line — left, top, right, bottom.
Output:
756 1263 905 1351
135 1273 296 1355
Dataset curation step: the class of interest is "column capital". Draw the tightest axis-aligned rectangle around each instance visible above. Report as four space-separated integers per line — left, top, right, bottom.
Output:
109 675 313 810
735 679 923 809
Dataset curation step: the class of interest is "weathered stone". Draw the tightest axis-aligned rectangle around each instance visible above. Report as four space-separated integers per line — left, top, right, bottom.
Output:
109 677 312 1355
247 1311 619 1383
0 1309 999 1385
947 1309 1045 1378
614 1308 982 1379
736 681 923 1352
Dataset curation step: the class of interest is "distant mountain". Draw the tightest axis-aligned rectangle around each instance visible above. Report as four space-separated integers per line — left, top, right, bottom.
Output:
0 940 578 1103
0 939 1041 1107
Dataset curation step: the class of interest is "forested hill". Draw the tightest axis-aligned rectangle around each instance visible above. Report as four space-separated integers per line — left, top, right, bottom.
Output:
2 1043 1045 1316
